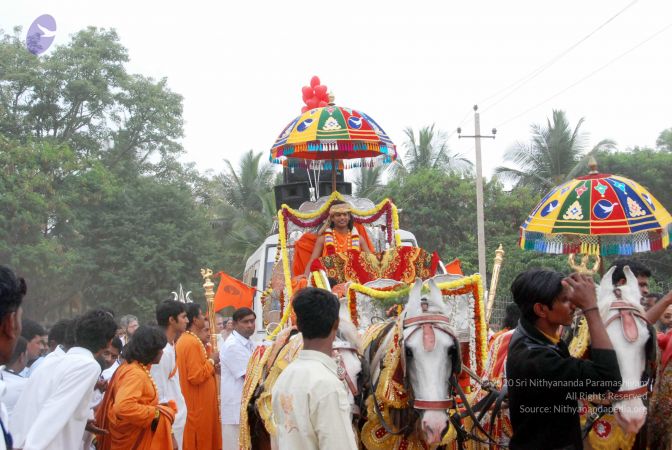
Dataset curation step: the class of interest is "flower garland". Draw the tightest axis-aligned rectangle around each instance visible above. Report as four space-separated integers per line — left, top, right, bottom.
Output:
139 362 159 398
392 204 401 246
185 330 209 360
267 208 295 340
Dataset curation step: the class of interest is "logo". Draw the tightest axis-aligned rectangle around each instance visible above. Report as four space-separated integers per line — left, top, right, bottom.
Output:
26 15 57 55
223 285 241 296
540 200 559 217
347 116 363 129
593 199 618 220
641 193 655 210
296 118 314 132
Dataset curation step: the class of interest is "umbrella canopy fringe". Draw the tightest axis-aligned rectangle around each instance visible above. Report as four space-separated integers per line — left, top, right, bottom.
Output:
519 228 670 256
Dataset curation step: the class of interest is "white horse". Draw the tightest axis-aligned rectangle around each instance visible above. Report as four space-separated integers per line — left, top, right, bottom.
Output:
366 278 460 446
595 266 650 434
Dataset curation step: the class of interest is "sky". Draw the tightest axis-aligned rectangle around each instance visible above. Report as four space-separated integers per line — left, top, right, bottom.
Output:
3 0 671 180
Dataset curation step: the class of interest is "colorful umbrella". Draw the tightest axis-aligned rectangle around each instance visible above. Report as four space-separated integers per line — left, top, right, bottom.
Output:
269 105 397 172
520 172 672 256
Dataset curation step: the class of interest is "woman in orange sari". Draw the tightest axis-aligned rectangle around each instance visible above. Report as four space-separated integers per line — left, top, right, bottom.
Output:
95 326 176 450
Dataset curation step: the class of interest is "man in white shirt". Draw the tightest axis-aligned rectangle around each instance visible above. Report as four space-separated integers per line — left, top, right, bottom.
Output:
29 318 74 377
10 309 117 450
0 265 26 450
271 288 357 450
2 337 28 419
18 319 46 377
220 307 256 449
151 299 188 450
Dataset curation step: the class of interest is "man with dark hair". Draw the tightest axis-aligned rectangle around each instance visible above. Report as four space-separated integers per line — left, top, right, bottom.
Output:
151 299 188 449
11 309 118 450
0 265 26 450
271 288 357 449
176 303 221 450
610 259 672 331
506 270 621 450
102 336 123 380
19 318 46 376
96 326 175 450
220 307 256 448
2 337 28 418
642 292 662 312
46 319 69 353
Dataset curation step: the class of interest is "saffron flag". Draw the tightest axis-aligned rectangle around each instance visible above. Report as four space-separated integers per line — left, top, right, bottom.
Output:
214 272 255 311
445 258 463 275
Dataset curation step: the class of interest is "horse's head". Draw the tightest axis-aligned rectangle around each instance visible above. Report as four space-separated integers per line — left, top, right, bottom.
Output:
598 266 650 434
402 278 459 445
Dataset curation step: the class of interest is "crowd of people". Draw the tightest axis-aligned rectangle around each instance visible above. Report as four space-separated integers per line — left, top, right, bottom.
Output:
1 257 672 450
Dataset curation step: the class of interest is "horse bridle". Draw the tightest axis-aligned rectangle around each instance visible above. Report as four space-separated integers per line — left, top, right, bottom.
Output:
400 313 462 410
602 288 651 401
582 288 653 439
332 340 360 399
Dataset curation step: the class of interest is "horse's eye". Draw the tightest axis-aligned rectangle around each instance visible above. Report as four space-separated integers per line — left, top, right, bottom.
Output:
405 348 413 358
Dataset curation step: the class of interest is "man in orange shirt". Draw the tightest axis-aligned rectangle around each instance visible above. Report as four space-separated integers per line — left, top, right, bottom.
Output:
96 326 175 450
175 303 222 450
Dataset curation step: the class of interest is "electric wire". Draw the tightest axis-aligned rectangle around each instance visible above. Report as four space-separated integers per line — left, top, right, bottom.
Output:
479 0 640 114
495 22 672 128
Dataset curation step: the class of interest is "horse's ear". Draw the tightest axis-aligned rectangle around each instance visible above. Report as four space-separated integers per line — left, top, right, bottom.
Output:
622 266 642 305
338 296 351 323
598 266 617 303
427 279 447 313
406 278 423 314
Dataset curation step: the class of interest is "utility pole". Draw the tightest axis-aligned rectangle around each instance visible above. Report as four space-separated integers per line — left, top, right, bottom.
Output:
458 105 496 285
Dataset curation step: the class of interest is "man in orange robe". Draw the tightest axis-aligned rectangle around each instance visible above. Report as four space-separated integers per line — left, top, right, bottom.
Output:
294 200 374 278
96 326 176 450
176 303 222 450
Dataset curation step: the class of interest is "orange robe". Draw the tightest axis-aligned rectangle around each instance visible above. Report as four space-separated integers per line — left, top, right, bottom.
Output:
292 223 374 277
95 362 175 450
175 331 222 450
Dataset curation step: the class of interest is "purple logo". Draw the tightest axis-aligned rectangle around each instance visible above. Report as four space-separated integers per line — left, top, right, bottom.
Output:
26 15 57 55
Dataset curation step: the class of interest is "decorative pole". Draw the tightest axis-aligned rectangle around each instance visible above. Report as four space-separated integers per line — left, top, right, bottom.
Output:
201 268 218 353
486 244 505 324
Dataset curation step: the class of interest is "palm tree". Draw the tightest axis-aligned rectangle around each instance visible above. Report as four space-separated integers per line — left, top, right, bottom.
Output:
217 150 276 212
214 150 277 274
495 110 616 193
354 159 384 200
390 124 472 177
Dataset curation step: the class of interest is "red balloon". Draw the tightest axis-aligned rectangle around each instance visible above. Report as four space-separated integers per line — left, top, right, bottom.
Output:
310 76 320 88
314 85 327 98
301 106 309 113
318 100 328 107
306 98 319 109
301 86 314 102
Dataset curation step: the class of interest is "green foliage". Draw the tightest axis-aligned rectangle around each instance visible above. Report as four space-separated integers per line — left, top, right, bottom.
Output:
390 124 472 177
495 110 616 193
657 128 672 152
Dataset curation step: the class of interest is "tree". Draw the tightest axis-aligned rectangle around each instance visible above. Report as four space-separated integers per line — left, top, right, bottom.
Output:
354 160 384 200
656 128 672 152
495 110 615 193
212 150 278 276
390 124 472 177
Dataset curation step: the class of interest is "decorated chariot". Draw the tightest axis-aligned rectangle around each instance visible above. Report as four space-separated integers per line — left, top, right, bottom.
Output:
236 78 495 449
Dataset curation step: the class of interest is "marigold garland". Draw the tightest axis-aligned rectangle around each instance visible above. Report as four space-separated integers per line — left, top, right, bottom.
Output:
267 209 294 339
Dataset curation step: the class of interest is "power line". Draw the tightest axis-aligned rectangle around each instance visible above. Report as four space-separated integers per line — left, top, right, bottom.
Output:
479 0 640 114
495 22 672 128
